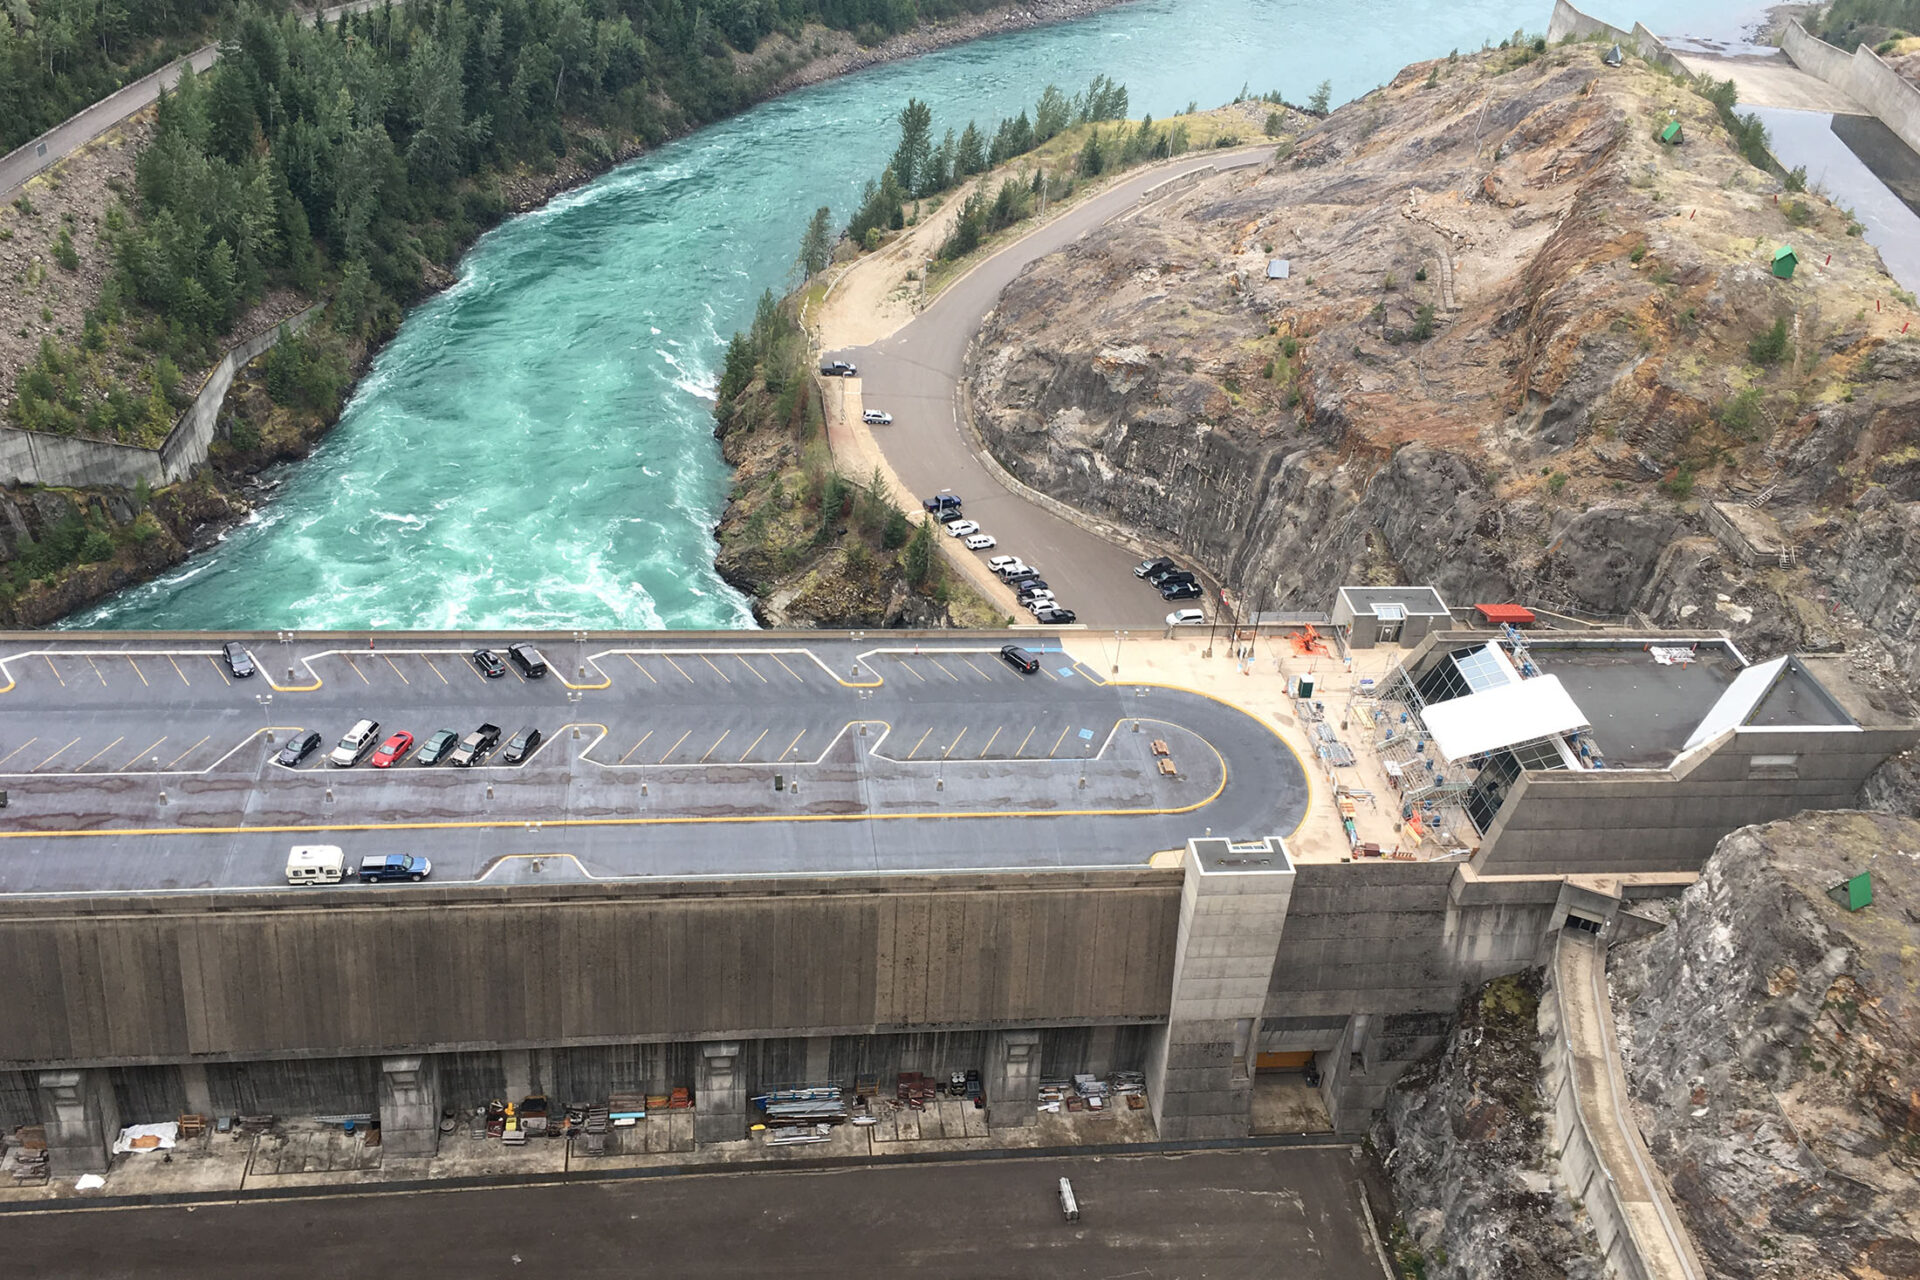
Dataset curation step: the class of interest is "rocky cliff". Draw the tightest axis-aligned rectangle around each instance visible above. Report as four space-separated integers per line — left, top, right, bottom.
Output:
1372 970 1607 1280
1610 811 1920 1278
968 38 1920 725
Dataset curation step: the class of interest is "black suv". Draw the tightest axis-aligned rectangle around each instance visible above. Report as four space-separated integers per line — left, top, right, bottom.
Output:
1014 579 1051 599
501 726 543 764
999 644 1040 674
1147 565 1192 586
222 641 255 678
1035 608 1078 625
507 643 549 678
1161 580 1203 601
1134 557 1174 579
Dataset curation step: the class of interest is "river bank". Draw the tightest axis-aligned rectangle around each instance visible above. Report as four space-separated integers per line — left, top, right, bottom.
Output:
4 0 1132 631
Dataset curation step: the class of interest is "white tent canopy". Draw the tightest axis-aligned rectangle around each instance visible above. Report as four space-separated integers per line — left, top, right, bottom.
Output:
1421 675 1590 764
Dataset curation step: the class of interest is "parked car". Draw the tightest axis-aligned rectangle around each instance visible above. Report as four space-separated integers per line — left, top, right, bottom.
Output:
963 533 997 551
358 854 431 883
1003 569 1041 587
944 520 980 538
1134 556 1175 580
1166 608 1206 627
415 728 460 766
1161 580 1203 601
995 561 1035 580
935 508 968 525
1023 593 1058 614
507 642 549 678
275 731 323 768
861 409 892 425
328 719 381 767
472 648 507 679
923 494 962 513
819 360 857 377
1148 566 1194 586
221 640 255 678
500 726 543 765
999 644 1040 674
987 555 1021 573
449 723 501 767
1035 608 1078 625
370 731 415 768
1014 579 1051 599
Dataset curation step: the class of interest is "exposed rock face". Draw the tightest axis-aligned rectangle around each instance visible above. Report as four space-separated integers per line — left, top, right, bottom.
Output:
970 41 1920 685
1610 812 1920 1278
1372 971 1607 1280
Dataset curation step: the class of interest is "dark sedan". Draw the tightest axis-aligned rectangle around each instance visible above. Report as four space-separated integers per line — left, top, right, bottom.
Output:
274 731 323 767
415 728 459 765
472 648 507 678
222 641 256 678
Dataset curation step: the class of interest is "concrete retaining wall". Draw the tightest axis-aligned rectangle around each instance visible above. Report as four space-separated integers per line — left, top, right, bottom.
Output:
0 306 319 490
1782 20 1920 157
1547 1 1687 76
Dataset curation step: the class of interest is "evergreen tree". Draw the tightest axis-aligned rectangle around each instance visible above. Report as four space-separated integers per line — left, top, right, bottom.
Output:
797 206 834 279
888 98 933 197
956 121 985 176
1032 85 1070 143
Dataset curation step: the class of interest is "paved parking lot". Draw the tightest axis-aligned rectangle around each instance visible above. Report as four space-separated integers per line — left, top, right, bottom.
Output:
0 633 1306 894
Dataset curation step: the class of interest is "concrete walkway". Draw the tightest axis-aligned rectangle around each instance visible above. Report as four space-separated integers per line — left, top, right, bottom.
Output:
1672 49 1865 114
1556 932 1707 1280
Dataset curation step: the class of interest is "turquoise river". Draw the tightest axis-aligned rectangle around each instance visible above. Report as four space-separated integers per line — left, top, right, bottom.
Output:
69 0 1771 631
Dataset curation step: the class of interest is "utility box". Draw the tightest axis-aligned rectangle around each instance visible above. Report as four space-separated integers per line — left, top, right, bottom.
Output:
1772 245 1798 279
1659 120 1683 145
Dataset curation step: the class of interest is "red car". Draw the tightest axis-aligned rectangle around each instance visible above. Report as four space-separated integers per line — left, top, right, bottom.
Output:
370 731 414 768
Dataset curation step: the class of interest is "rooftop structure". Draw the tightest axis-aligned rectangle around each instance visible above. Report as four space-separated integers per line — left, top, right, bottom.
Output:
1331 586 1451 649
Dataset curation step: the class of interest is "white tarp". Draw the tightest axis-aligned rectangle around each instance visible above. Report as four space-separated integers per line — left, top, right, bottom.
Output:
111 1121 178 1154
1422 675 1589 763
1682 657 1787 753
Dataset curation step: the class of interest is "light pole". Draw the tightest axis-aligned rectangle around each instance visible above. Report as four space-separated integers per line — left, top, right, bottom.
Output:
1112 629 1127 676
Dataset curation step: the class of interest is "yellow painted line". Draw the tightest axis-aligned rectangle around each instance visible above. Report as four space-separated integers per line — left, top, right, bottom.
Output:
735 654 768 684
898 660 926 683
907 726 934 759
89 657 110 686
165 735 211 768
1047 726 1071 758
73 736 126 771
559 662 612 691
425 657 449 685
738 728 770 762
699 730 731 762
943 726 968 759
618 731 655 765
465 655 490 682
32 737 82 771
962 657 993 682
1014 726 1037 757
780 729 806 759
658 729 692 764
769 653 805 682
347 658 370 685
122 736 167 770
977 726 1003 759
127 656 147 687
1039 665 1059 681
384 656 410 685
664 656 696 684
700 654 732 684
206 656 230 687
627 655 657 683
929 658 960 682
167 655 190 686
0 737 39 768
44 656 65 688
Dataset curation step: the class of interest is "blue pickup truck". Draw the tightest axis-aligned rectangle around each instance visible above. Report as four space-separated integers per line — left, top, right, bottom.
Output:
358 854 431 883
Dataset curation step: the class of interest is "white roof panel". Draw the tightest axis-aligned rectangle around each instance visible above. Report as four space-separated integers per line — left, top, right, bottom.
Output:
1681 656 1785 752
1422 675 1590 764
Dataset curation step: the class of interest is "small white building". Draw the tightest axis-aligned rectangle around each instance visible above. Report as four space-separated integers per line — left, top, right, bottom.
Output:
1331 586 1451 649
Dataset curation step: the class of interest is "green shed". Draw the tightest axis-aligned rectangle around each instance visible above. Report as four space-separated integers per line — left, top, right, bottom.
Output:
1772 244 1799 279
1659 120 1683 144
1827 871 1873 911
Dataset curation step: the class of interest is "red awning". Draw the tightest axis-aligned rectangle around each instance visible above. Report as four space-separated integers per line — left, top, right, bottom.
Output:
1474 604 1536 625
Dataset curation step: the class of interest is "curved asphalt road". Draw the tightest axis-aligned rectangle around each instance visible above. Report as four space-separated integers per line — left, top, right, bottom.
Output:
0 1 382 205
828 147 1272 629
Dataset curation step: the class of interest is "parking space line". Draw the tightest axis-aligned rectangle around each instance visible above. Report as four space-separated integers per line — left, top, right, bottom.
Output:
1048 726 1071 757
627 654 657 683
734 655 768 684
127 657 147 687
384 656 410 685
738 728 769 762
663 656 696 684
167 655 191 686
898 660 926 683
464 655 489 682
943 726 968 759
962 657 993 682
74 736 126 771
659 730 692 764
87 657 109 686
122 737 167 770
781 729 806 759
978 726 1003 758
1015 726 1037 757
929 658 960 682
43 656 65 687
1039 666 1059 681
347 658 370 685
700 654 732 684
700 730 731 762
165 735 211 768
0 737 38 768
769 653 805 682
908 726 934 758
618 731 655 765
205 656 230 686
33 737 82 771
425 658 448 685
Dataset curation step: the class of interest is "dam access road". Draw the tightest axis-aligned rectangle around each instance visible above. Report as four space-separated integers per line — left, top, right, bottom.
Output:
0 631 1307 895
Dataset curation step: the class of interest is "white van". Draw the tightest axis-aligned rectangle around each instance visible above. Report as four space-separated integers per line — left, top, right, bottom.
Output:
285 845 346 885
